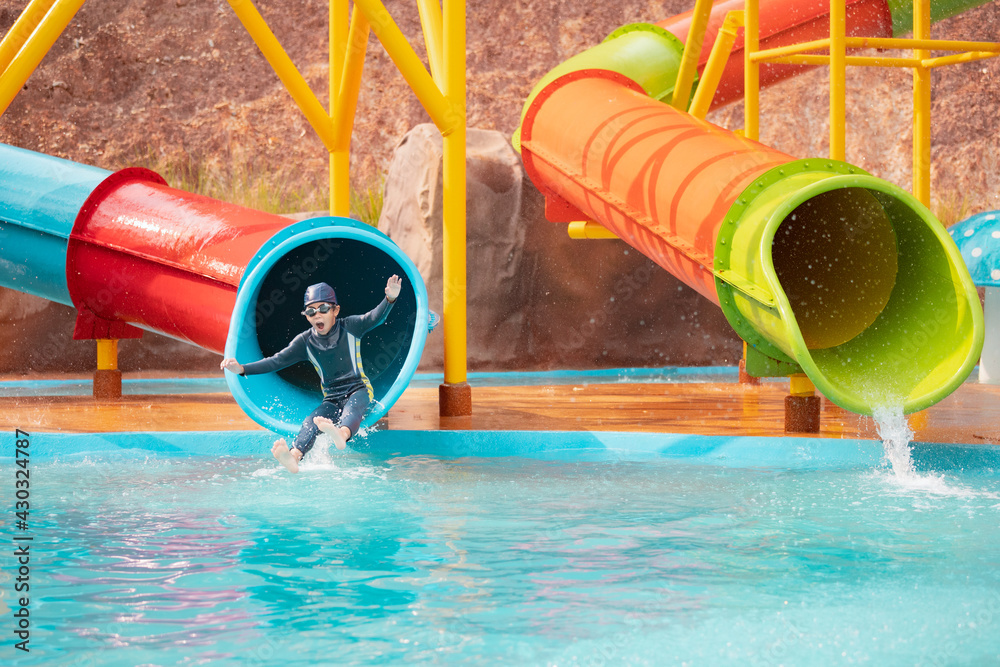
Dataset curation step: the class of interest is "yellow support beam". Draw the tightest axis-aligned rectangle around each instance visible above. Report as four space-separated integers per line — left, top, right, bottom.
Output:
671 0 714 111
96 339 118 371
441 0 467 390
764 54 921 67
764 52 998 68
913 0 931 207
689 11 744 119
0 0 85 117
789 373 816 397
567 221 620 240
416 0 444 86
923 51 1000 68
227 0 335 152
829 0 847 161
744 0 760 141
330 0 349 216
0 0 57 76
751 36 1000 64
354 0 458 136
331 5 370 155
847 36 1000 52
749 38 831 62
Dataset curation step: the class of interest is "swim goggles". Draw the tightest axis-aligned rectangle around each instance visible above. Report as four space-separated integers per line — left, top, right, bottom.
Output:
303 303 335 317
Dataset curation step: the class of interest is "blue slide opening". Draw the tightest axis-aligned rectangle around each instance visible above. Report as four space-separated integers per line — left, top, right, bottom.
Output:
224 216 429 437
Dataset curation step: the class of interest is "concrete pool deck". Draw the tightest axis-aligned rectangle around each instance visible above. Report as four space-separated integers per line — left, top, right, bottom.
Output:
1 372 998 447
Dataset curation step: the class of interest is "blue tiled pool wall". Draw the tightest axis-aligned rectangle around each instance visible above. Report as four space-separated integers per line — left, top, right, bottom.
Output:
8 429 999 472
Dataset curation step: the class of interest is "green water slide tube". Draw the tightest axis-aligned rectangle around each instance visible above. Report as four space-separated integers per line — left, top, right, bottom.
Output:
716 159 983 415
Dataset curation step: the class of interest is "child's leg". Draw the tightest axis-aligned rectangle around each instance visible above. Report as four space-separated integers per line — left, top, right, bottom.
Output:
315 390 369 449
272 438 302 473
295 400 342 454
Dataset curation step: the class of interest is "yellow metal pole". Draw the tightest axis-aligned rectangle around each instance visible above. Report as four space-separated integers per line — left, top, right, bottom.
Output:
749 38 831 61
0 0 85 117
330 0 350 216
332 5 369 153
744 0 760 141
0 0 57 76
766 54 920 67
96 339 118 371
331 4 370 218
924 51 1000 68
789 374 815 396
227 0 335 152
689 11 743 119
913 0 931 207
354 0 457 135
671 0 714 111
439 0 470 414
847 36 1000 52
829 0 847 161
93 338 121 399
416 0 444 86
567 221 620 240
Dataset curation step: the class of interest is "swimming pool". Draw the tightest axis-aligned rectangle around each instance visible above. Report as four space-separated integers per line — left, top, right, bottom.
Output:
9 432 1000 666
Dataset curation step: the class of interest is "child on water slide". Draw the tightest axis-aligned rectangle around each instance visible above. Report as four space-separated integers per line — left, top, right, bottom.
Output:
221 276 402 473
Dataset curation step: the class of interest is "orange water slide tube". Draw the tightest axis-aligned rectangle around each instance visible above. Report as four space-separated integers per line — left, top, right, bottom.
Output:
659 0 893 109
519 70 794 304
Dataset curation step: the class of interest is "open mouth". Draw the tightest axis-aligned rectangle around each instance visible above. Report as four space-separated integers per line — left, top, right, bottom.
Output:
315 322 325 331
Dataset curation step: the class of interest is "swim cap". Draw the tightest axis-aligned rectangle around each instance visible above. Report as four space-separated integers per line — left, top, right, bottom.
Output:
304 282 337 306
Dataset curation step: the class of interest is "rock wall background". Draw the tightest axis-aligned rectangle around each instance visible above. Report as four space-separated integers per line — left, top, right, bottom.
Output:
0 0 998 373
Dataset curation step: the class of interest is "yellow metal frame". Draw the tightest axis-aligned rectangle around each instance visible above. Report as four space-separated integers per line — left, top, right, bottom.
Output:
230 0 470 398
0 0 86 117
0 0 470 411
689 11 744 120
744 0 1000 205
671 0 714 111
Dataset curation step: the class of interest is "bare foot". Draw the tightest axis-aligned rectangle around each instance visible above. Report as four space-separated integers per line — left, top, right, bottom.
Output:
271 438 301 473
313 416 348 450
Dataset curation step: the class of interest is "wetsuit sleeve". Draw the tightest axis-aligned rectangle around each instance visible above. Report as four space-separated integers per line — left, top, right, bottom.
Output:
240 332 309 375
343 297 394 337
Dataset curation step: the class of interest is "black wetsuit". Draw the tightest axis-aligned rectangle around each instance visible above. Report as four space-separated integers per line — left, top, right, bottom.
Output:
241 298 394 452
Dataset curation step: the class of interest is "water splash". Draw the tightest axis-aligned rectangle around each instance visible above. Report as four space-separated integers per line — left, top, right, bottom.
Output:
871 405 997 498
872 405 915 477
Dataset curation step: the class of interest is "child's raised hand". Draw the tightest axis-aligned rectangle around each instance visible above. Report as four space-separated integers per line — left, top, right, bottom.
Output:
220 358 244 374
385 275 402 301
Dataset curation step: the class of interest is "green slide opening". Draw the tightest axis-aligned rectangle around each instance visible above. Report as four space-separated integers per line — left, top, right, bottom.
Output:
717 160 983 415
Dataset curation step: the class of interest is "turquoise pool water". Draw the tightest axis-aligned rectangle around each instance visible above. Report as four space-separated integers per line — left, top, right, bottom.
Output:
8 434 1000 666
